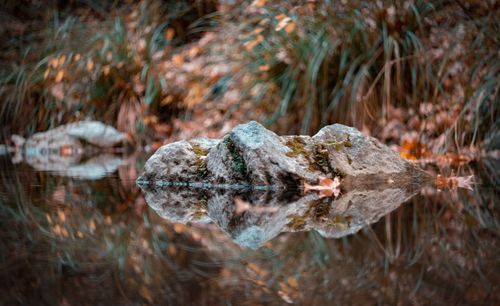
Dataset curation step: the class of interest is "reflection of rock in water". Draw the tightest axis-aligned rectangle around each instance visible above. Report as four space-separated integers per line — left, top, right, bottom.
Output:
138 121 432 249
137 122 429 248
42 154 125 180
140 181 422 249
8 121 130 179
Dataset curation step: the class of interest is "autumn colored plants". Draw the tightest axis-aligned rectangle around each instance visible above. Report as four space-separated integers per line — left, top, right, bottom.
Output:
0 0 498 157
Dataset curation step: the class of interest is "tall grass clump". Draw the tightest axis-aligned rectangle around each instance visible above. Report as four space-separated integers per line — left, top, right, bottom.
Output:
0 0 217 138
238 0 438 134
447 8 499 151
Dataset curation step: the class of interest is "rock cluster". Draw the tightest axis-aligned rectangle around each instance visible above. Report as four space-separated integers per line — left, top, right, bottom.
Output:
138 121 432 248
138 121 429 189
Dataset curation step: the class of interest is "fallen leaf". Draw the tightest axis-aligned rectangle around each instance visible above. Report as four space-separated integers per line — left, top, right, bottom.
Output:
275 14 288 21
259 65 271 72
276 16 294 32
46 214 53 224
278 290 293 304
244 40 259 51
103 65 111 76
251 0 267 7
188 46 202 58
287 276 299 289
139 286 154 303
304 176 341 197
55 70 64 83
172 54 184 65
168 244 177 256
86 60 94 72
174 223 185 233
235 197 250 214
284 22 296 33
399 139 431 160
165 28 175 40
435 175 475 191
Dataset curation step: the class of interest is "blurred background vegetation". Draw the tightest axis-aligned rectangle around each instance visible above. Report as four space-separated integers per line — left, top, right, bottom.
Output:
0 0 498 153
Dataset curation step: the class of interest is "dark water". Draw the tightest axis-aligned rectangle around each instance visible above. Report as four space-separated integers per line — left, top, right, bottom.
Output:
1 153 499 305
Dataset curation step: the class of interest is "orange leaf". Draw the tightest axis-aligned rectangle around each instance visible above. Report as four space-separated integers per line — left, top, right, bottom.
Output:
319 177 333 186
165 28 175 40
86 60 94 72
172 54 184 65
174 223 185 233
284 22 296 33
258 65 271 72
251 0 267 7
55 70 64 83
287 276 299 289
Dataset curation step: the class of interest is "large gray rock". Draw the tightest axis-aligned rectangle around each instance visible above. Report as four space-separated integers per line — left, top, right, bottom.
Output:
138 121 429 188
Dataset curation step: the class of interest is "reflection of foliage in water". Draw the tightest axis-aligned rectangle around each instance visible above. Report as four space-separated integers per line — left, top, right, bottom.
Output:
0 157 228 305
0 157 499 305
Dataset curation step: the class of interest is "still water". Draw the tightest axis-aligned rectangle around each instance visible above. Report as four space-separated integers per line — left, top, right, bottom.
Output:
1 153 499 305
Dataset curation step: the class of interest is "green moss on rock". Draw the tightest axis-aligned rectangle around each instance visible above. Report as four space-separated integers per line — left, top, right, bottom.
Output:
306 198 331 222
323 133 352 151
224 136 247 175
285 137 308 158
190 143 209 156
287 214 307 230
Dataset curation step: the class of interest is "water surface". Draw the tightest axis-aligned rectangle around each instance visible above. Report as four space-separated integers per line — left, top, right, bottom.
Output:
1 154 499 305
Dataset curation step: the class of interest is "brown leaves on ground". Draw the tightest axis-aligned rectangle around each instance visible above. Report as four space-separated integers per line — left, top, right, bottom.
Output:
304 176 341 198
399 138 432 161
435 175 475 191
398 136 476 168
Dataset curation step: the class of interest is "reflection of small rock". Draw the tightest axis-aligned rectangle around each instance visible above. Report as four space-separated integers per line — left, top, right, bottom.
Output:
10 121 130 179
27 154 124 180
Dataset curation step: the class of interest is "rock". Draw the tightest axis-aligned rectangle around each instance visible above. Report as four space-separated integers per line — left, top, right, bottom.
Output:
22 121 127 153
139 138 220 183
206 121 318 187
64 121 128 147
11 134 26 148
9 121 129 179
138 121 430 188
